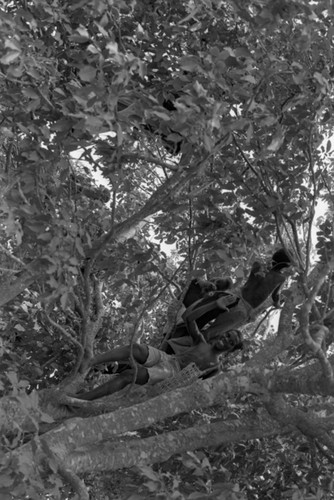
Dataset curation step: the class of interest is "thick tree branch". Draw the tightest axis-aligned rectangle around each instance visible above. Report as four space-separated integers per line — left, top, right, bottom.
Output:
299 259 334 380
66 416 293 474
265 393 334 452
246 283 302 367
47 371 256 454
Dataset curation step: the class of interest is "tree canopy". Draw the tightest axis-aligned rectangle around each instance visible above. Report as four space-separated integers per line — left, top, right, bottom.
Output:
1 0 334 498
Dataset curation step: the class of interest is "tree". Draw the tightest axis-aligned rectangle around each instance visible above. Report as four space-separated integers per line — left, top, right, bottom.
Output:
1 0 334 498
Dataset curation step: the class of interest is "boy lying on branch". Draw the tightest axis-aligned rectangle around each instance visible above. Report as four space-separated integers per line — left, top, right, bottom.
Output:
75 327 243 401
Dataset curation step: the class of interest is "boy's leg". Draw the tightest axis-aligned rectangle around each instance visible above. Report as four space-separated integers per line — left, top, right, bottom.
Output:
76 366 149 400
92 344 149 366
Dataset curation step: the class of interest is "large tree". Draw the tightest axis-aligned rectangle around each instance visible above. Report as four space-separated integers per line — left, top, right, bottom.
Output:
1 0 334 498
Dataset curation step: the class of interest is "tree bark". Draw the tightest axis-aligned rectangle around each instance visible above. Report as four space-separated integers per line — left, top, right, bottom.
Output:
66 416 293 474
3 357 333 439
23 371 255 456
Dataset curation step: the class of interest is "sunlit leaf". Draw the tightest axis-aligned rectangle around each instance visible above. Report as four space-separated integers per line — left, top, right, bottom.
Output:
79 66 97 82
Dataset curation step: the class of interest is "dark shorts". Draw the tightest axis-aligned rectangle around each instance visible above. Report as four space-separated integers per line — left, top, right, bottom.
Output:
167 336 194 355
144 346 181 384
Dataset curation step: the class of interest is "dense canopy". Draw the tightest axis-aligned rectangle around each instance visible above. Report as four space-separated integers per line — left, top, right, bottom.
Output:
1 0 334 498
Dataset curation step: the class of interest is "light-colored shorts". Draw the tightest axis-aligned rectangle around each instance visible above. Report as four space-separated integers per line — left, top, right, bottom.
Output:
144 346 181 384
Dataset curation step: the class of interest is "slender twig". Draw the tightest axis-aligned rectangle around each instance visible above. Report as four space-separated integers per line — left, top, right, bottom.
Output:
4 140 13 173
283 215 304 269
93 277 104 322
322 271 332 322
315 440 334 465
44 312 84 356
277 214 297 251
232 134 269 194
218 167 268 210
251 307 276 337
41 352 62 369
110 188 117 229
154 261 186 295
0 267 19 273
17 181 30 204
273 211 286 249
187 183 194 271
0 244 25 267
114 307 148 400
120 153 178 171
305 136 317 274
319 168 331 198
276 213 305 271
73 294 85 319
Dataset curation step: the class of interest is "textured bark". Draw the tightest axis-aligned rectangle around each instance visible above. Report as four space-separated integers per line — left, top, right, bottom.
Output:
3 357 333 439
265 394 334 452
6 365 334 479
66 416 293 474
269 358 334 396
43 371 255 457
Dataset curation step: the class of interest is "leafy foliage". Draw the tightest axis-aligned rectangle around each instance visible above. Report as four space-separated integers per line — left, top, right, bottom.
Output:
1 0 334 498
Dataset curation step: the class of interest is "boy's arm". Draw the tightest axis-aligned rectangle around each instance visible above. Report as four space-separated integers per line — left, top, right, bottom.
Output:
185 317 207 344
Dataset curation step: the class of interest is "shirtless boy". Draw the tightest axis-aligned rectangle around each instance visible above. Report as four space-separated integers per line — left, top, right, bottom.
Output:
76 329 242 400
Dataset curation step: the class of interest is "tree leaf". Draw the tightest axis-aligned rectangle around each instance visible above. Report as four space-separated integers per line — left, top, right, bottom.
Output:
79 66 97 82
